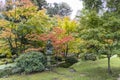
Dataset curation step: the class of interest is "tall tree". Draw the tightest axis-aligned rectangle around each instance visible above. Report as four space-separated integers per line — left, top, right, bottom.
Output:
57 16 78 56
30 0 47 10
81 0 103 13
0 6 51 56
81 0 120 13
102 12 120 74
106 0 120 13
78 8 120 75
46 2 72 17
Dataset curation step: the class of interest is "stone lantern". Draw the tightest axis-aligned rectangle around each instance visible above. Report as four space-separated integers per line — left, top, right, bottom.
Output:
46 40 54 70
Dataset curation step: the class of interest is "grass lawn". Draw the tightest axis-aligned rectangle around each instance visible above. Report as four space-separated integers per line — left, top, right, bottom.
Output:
0 57 120 80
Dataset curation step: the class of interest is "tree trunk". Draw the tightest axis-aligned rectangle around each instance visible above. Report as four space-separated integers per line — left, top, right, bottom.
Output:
107 54 112 74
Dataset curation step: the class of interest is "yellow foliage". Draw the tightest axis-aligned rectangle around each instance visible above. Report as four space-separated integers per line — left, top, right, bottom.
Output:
104 39 113 44
3 6 38 21
57 16 78 34
0 28 15 39
0 40 12 57
69 38 84 53
0 19 9 27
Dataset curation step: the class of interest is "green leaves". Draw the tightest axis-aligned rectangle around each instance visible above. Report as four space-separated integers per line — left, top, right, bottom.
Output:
81 0 103 13
26 10 51 33
15 51 46 73
78 10 120 56
46 2 72 17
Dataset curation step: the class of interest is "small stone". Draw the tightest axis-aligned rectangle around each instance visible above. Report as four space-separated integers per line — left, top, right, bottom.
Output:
69 68 77 73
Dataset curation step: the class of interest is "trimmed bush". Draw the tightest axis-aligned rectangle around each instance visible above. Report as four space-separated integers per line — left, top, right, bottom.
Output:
0 64 17 78
58 62 71 68
0 68 12 78
15 51 46 73
65 56 78 65
58 56 78 68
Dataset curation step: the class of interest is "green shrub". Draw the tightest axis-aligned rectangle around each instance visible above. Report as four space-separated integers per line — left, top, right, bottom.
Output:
11 67 22 74
58 62 71 68
58 56 78 68
54 56 63 62
84 53 97 61
0 64 17 78
0 67 12 78
65 56 78 65
50 56 63 65
15 51 46 73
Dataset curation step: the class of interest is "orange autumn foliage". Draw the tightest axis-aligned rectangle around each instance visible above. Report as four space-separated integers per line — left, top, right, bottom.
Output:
19 0 34 7
24 47 43 53
39 27 73 46
0 28 13 38
6 0 34 8
26 27 74 55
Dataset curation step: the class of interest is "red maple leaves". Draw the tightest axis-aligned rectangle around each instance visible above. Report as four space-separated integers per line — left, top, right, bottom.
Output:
26 27 74 55
39 27 73 46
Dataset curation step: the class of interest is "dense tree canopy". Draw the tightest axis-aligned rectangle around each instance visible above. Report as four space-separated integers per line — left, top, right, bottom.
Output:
0 6 52 56
0 2 75 58
80 0 120 74
81 0 103 13
30 0 47 10
46 2 72 17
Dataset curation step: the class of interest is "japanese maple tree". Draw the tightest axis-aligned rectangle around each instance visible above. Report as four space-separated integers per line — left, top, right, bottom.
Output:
26 27 74 57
